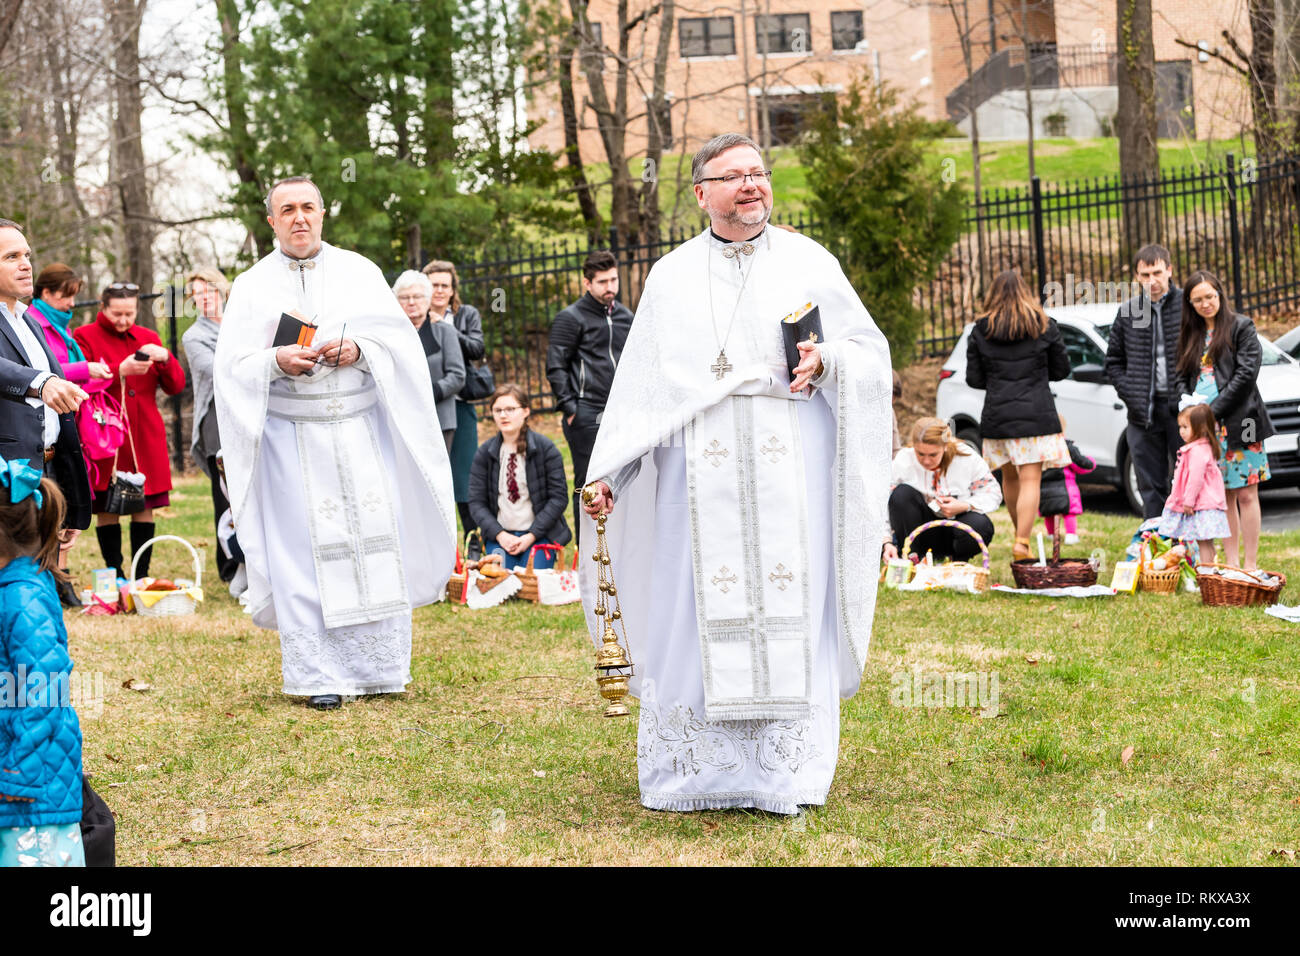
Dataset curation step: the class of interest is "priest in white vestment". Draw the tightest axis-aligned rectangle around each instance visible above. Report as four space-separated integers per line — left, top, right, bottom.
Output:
215 176 456 710
582 134 892 813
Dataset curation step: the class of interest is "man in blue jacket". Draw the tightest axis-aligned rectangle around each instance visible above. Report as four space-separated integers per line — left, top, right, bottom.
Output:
1105 243 1185 517
546 250 634 543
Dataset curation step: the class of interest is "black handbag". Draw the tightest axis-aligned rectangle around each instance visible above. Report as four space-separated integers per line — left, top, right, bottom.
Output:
103 374 145 515
461 361 495 401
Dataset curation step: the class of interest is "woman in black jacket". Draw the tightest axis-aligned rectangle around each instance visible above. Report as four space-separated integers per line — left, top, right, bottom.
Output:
965 270 1072 560
1175 270 1274 569
468 384 572 570
424 259 488 534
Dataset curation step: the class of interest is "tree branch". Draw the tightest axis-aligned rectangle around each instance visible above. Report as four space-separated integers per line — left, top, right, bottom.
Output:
1172 36 1247 77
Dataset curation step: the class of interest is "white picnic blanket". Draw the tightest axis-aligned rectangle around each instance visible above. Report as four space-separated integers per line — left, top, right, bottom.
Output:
991 584 1117 598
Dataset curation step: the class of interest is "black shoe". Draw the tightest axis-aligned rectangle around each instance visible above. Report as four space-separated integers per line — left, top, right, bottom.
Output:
308 694 341 710
56 577 81 609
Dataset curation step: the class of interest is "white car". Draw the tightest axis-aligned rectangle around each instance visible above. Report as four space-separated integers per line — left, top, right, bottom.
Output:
935 302 1300 514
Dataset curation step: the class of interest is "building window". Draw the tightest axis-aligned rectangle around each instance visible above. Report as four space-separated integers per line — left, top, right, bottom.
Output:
755 13 812 54
762 93 823 145
830 11 863 51
679 17 735 58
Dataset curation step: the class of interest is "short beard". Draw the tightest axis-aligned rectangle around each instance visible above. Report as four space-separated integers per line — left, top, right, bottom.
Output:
706 196 772 234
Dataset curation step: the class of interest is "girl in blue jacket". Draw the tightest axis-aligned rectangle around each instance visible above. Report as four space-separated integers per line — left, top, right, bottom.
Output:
0 455 84 867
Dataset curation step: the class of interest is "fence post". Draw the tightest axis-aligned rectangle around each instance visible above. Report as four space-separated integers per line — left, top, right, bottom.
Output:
1224 153 1245 313
168 284 183 474
1030 175 1048 302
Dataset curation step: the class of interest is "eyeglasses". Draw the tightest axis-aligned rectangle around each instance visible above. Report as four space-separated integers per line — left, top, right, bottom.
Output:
107 282 139 292
695 170 773 186
492 406 524 416
395 294 428 303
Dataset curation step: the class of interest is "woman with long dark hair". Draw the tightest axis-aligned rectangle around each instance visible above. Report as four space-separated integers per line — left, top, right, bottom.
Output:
1175 269 1273 568
965 270 1071 559
422 260 486 536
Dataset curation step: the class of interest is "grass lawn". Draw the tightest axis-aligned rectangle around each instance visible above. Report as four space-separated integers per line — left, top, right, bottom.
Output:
65 412 1300 866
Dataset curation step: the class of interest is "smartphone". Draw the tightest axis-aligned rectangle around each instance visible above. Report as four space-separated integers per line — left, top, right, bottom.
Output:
134 350 149 361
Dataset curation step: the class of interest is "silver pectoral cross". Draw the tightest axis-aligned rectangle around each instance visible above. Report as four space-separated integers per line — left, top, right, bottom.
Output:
711 349 733 380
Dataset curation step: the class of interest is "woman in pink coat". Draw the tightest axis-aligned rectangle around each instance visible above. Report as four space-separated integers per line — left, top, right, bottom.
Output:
24 264 112 605
1156 396 1229 563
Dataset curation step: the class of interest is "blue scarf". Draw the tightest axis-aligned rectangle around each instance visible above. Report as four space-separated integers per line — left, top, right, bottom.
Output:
30 299 85 363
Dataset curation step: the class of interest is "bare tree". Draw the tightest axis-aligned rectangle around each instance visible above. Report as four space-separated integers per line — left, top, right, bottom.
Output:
1116 0 1161 252
107 0 155 313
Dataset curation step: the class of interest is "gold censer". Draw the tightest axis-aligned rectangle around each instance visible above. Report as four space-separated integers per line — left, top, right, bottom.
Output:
583 484 634 717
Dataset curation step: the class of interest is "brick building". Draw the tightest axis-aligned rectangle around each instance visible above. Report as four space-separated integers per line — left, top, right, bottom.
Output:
527 1 1255 157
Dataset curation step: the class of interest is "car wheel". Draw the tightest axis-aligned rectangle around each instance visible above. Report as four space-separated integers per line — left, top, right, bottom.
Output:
956 426 981 456
1121 450 1143 516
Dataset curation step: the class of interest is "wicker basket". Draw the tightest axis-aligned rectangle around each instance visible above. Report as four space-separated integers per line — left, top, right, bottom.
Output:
1196 564 1286 607
516 544 565 603
901 519 990 593
128 535 202 617
1139 562 1182 594
1010 524 1098 590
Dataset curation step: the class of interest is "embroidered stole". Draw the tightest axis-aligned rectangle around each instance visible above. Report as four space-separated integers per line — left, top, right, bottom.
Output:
685 394 813 721
268 366 410 628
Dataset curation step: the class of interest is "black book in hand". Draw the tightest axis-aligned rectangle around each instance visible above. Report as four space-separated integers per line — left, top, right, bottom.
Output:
780 302 823 380
272 311 318 348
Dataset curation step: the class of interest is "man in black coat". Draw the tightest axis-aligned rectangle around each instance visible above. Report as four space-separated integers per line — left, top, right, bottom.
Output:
546 249 634 544
0 220 92 601
1104 243 1185 517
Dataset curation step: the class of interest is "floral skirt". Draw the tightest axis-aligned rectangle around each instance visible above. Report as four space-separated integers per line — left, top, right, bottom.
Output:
1156 506 1231 541
982 432 1071 470
0 823 84 867
1219 428 1270 490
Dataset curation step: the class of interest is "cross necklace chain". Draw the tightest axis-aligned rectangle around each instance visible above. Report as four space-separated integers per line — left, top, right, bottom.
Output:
707 237 758 380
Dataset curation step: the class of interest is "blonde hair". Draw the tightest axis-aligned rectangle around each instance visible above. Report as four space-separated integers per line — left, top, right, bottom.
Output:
186 266 231 298
910 417 970 476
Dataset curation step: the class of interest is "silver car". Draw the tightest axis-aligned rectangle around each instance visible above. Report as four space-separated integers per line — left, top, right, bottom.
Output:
935 303 1300 514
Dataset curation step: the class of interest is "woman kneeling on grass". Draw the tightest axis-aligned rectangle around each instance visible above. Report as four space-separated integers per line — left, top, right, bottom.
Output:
468 384 571 571
883 417 1002 563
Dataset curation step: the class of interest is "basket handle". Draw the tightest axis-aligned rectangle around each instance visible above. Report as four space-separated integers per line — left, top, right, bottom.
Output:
129 534 202 587
900 519 990 570
1199 562 1270 585
527 543 562 572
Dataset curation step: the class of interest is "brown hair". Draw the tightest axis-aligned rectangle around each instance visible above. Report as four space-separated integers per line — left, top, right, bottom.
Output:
1178 403 1222 460
976 270 1049 341
1176 270 1235 379
33 263 83 300
100 282 140 307
489 383 531 455
910 416 970 477
0 475 68 581
1135 243 1172 270
421 259 462 313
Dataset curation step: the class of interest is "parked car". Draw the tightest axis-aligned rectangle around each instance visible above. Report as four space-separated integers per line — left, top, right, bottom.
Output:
936 302 1300 514
1272 323 1300 360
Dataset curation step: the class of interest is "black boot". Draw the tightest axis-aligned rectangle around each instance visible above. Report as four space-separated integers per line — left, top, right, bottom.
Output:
95 524 124 579
129 521 156 580
56 575 81 608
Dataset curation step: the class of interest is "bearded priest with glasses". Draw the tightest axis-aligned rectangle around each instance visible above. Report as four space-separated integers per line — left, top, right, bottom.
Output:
215 176 455 711
581 133 892 813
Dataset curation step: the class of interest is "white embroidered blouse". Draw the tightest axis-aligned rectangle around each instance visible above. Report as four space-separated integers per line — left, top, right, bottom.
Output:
890 446 1003 515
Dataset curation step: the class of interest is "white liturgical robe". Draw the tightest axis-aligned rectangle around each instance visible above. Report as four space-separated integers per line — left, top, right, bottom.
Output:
581 226 892 813
215 243 455 696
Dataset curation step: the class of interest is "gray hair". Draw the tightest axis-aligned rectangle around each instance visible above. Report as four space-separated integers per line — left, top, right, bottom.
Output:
691 133 763 184
0 217 22 233
265 176 324 216
392 269 432 298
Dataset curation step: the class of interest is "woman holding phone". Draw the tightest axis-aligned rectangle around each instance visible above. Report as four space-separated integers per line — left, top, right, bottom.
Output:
73 283 186 579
